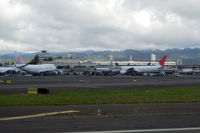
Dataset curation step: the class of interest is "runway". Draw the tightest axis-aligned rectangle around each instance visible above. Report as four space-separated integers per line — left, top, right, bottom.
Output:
73 128 200 133
0 104 200 132
1 75 200 94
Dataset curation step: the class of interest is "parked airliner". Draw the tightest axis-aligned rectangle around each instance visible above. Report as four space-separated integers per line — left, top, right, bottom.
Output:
120 55 167 75
15 55 62 76
0 66 19 75
95 61 113 76
94 56 113 76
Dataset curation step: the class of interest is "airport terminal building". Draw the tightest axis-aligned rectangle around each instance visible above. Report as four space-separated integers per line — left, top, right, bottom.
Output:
35 51 176 73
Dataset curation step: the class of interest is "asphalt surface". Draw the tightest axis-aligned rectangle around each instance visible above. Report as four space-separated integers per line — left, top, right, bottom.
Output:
0 104 200 132
0 75 200 132
1 75 200 94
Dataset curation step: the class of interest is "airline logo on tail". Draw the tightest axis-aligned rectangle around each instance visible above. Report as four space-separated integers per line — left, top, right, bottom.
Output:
147 62 151 66
16 55 25 65
159 55 167 66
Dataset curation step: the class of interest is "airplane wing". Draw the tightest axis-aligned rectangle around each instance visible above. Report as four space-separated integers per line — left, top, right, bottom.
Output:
0 67 17 74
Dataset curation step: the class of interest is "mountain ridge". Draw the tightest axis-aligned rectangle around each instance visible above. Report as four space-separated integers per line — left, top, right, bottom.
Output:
1 48 200 65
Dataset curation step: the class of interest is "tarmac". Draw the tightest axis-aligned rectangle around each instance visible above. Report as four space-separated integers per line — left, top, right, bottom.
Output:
0 75 200 132
0 103 200 132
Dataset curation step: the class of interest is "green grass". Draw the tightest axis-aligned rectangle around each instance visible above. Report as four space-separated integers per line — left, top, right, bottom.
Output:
1 86 200 106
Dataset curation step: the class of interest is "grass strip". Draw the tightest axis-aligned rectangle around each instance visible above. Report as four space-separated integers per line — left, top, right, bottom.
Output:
1 86 200 106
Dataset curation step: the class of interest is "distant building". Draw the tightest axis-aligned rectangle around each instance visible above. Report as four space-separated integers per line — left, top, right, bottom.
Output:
35 51 176 72
177 59 182 66
35 51 95 70
95 61 176 66
33 50 53 64
0 60 10 66
95 54 176 67
51 59 95 68
67 54 72 59
151 53 156 61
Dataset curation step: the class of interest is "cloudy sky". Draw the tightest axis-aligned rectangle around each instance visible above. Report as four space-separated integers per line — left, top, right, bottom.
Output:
0 0 200 54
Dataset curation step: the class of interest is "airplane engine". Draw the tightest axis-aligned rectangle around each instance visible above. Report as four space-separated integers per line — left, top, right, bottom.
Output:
126 68 137 75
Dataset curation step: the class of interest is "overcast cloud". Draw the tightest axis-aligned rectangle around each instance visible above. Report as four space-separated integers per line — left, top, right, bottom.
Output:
0 0 200 54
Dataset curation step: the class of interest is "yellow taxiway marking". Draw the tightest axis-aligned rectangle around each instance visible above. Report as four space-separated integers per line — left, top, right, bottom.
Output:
0 110 80 121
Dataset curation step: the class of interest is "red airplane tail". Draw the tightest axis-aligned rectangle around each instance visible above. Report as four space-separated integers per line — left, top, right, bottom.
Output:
159 55 167 66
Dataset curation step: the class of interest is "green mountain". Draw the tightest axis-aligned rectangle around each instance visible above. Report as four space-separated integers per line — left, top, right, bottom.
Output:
1 48 200 65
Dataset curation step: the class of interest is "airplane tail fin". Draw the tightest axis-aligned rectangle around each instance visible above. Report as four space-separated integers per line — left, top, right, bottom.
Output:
109 55 113 71
147 62 151 66
130 55 133 61
159 55 167 66
15 54 25 65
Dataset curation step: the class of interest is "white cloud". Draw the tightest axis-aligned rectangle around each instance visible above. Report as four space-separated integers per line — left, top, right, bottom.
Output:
0 0 200 54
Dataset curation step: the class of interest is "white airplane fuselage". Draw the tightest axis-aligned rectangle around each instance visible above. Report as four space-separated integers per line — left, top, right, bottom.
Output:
21 64 57 74
96 68 111 72
120 55 167 75
0 67 18 74
120 65 162 74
